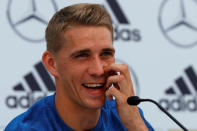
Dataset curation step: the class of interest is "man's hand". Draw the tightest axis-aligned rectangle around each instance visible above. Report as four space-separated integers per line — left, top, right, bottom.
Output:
105 64 148 131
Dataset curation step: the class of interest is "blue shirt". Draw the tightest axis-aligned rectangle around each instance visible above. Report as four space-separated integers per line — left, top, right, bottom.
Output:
5 94 154 131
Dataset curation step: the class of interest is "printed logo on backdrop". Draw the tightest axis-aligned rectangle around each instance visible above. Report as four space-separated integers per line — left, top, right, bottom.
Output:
159 65 197 112
5 61 55 109
116 59 140 96
103 0 141 42
158 0 197 48
7 0 58 43
7 0 141 43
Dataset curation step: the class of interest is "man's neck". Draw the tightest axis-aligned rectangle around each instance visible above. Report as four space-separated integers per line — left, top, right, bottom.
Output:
55 92 101 131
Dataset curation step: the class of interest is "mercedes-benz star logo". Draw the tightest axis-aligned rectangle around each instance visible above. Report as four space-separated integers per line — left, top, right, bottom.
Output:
116 59 140 96
159 0 197 48
7 0 58 43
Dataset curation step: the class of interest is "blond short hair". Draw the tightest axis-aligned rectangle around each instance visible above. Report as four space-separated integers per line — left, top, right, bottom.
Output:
45 3 113 54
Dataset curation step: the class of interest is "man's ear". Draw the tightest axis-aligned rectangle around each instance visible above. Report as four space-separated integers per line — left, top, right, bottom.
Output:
42 50 58 78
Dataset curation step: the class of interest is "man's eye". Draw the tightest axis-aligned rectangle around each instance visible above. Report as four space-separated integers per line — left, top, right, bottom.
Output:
75 53 89 58
101 52 113 57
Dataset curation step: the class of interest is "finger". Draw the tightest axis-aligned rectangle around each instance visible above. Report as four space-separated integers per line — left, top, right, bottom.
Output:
104 64 131 82
113 83 120 90
105 87 125 104
105 64 135 96
106 74 124 88
106 75 131 94
105 70 118 77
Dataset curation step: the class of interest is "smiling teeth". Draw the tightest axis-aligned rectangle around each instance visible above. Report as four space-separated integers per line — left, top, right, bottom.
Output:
84 84 103 88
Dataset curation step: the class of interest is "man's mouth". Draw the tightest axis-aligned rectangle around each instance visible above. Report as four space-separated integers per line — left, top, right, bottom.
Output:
82 83 105 89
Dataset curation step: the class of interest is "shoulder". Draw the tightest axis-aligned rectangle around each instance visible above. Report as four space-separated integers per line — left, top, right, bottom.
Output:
5 95 54 131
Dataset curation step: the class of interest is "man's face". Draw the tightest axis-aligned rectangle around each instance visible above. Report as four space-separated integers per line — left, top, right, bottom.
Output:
54 26 115 109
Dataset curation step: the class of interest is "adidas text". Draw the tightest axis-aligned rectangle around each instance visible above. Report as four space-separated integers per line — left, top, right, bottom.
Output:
5 92 47 108
114 25 141 41
159 96 197 112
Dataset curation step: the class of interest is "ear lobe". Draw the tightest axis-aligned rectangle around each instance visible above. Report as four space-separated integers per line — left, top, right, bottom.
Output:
42 51 58 78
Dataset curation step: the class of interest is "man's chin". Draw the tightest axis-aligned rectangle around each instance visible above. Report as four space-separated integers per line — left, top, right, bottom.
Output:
85 98 106 109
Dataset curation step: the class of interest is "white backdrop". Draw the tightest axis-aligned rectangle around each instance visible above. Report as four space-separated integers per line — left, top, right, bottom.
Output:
1 0 197 131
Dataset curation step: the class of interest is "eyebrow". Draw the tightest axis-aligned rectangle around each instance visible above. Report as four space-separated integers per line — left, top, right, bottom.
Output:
70 49 90 57
70 48 115 57
102 48 115 53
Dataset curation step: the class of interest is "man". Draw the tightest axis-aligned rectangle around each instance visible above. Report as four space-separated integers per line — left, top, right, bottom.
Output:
5 3 154 131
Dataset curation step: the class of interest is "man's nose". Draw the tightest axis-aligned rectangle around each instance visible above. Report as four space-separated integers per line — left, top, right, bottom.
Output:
88 57 105 77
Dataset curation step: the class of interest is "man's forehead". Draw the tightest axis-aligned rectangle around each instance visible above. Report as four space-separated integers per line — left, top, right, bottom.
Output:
70 45 115 54
74 47 115 53
63 26 112 39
